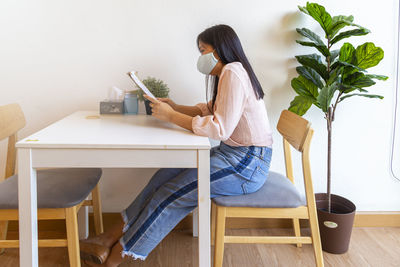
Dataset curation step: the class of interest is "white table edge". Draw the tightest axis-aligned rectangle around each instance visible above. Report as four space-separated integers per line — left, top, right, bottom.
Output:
15 143 211 149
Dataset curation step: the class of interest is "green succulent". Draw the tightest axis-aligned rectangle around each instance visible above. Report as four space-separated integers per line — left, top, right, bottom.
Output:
137 77 170 102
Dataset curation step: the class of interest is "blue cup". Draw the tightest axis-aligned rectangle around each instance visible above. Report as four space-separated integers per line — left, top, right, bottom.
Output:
124 92 138 114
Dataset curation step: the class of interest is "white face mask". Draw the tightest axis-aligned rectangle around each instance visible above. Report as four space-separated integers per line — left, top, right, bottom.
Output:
197 51 218 75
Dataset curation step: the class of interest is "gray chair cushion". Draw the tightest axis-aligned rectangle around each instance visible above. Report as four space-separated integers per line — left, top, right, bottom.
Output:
212 171 306 208
0 168 102 209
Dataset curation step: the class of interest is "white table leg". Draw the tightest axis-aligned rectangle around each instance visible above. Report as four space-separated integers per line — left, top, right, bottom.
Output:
78 206 89 239
192 208 199 237
18 148 38 267
197 149 210 267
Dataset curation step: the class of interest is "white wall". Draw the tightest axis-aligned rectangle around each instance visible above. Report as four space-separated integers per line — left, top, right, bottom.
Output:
1 0 399 211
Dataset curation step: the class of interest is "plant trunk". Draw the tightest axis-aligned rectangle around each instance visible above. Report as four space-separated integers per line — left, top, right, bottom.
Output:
327 107 332 213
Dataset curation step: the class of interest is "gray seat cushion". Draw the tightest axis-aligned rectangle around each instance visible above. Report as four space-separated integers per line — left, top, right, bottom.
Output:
212 171 306 208
0 168 102 209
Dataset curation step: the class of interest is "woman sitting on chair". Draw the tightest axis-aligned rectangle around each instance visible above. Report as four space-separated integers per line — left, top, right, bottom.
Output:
80 24 273 267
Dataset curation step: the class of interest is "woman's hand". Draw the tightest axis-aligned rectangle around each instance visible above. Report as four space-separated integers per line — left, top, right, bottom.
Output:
144 95 176 122
144 95 193 131
157 97 177 110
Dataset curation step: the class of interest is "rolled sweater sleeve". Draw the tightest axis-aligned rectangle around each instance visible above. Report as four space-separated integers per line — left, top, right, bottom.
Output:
195 101 213 116
192 69 247 141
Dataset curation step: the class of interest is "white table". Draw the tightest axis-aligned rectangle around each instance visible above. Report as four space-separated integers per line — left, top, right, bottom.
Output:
16 111 211 267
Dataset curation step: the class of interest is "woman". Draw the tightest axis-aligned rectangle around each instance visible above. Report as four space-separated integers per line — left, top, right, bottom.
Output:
80 24 273 266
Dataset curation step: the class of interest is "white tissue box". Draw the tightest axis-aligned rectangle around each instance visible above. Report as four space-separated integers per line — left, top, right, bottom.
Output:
100 100 124 114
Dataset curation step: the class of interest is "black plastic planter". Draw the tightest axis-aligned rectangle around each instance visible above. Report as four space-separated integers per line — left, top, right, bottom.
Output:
315 193 356 254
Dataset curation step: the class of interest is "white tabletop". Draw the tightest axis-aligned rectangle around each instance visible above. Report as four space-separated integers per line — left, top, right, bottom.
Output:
16 111 211 150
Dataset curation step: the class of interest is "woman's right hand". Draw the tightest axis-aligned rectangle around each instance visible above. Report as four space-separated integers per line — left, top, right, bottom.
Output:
157 98 177 110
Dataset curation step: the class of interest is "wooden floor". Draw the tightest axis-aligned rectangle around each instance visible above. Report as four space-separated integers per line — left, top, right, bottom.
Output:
0 227 399 266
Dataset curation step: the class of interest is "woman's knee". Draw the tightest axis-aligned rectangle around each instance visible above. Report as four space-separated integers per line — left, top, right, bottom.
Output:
149 168 187 186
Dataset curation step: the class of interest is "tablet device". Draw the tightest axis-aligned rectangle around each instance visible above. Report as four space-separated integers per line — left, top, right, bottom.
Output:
127 71 156 99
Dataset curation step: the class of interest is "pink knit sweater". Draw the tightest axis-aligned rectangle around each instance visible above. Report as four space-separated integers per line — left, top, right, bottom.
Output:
192 62 273 147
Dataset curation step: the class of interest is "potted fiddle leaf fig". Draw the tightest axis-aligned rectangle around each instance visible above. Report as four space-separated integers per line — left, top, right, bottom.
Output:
289 2 387 254
136 77 170 115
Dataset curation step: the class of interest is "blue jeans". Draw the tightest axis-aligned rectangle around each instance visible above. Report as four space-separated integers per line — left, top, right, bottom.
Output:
119 142 272 260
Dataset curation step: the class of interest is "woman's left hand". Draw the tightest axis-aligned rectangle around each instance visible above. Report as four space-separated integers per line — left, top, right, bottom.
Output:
144 95 175 122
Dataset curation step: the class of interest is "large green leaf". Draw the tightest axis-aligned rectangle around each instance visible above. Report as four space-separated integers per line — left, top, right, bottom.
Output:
343 72 363 85
327 67 342 86
366 74 389 81
343 72 376 90
317 83 338 112
343 72 363 84
355 42 384 69
331 28 370 45
339 43 355 63
296 41 331 57
296 66 324 88
342 73 388 93
296 28 325 45
298 5 309 16
339 93 384 102
328 15 354 38
353 77 376 88
296 54 328 81
291 75 319 99
330 61 341 71
288 95 313 116
341 84 368 93
299 3 332 35
330 49 340 62
339 43 365 80
337 60 366 72
296 28 330 56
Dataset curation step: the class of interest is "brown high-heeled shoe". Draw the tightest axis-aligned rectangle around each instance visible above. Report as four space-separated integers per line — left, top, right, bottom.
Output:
79 239 110 264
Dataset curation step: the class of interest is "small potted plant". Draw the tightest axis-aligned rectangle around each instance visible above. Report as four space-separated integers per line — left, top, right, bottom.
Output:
289 2 387 254
136 77 170 115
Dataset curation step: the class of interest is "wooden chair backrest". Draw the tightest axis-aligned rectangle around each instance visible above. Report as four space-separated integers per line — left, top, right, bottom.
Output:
277 110 311 153
0 104 26 179
276 110 314 186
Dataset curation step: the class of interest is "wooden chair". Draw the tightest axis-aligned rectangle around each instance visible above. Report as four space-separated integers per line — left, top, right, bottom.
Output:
0 103 104 267
212 110 324 267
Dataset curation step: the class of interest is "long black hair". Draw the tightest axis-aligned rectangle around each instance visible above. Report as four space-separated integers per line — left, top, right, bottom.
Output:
197 24 264 112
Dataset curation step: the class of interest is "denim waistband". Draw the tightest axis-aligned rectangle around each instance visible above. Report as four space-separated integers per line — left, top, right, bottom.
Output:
220 142 272 162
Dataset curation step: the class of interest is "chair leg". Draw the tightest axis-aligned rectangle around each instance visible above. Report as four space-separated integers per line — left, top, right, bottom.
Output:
0 221 9 254
214 205 226 267
211 202 216 246
292 218 302 248
66 206 81 267
308 207 324 267
91 184 104 235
